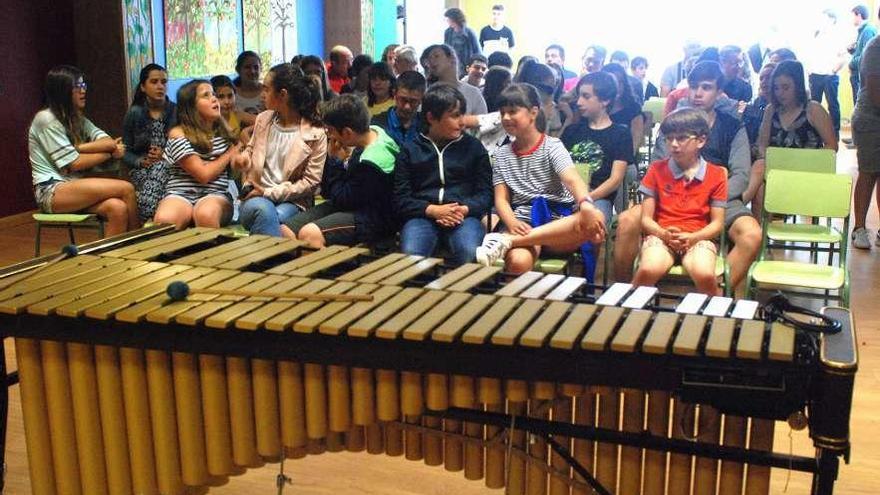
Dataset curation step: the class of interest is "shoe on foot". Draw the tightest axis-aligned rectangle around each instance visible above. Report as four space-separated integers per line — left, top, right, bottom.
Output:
852 227 871 249
476 233 512 266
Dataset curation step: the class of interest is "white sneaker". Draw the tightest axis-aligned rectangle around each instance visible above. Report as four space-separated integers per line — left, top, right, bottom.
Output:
852 227 871 250
476 233 512 267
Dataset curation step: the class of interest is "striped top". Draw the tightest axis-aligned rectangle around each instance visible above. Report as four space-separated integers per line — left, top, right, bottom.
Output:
28 109 110 184
492 134 575 221
163 135 230 196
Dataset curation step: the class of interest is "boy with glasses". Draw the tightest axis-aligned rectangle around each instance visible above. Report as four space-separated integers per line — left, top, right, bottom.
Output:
632 108 727 295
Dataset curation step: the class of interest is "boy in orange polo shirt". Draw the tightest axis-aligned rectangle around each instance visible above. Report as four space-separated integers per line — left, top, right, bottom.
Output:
632 108 727 295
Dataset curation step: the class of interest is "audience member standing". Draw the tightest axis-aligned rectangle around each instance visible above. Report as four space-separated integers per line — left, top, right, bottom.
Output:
444 8 481 78
461 54 489 88
327 45 354 94
806 9 847 139
851 26 880 249
123 63 177 222
849 5 878 104
479 4 515 54
29 65 139 235
422 44 488 115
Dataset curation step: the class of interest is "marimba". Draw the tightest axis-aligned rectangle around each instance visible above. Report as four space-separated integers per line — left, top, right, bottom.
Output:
0 226 856 495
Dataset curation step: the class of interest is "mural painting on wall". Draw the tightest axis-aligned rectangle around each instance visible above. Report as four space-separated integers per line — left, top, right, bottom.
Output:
361 0 375 58
165 0 238 78
124 0 154 95
246 0 297 66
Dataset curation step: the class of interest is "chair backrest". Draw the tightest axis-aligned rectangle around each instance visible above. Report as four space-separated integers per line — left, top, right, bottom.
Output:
642 98 666 125
764 169 852 218
765 147 837 174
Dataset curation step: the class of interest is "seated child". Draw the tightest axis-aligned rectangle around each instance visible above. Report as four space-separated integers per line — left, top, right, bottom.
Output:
475 83 606 272
286 94 400 247
632 108 728 295
394 83 492 266
153 79 239 229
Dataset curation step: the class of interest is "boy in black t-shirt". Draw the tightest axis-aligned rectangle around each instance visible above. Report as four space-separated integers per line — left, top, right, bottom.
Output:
479 4 515 54
561 72 633 226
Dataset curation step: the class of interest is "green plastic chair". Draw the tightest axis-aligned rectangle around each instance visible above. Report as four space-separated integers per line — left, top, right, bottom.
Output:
641 98 666 167
763 147 839 263
746 170 852 307
33 213 105 256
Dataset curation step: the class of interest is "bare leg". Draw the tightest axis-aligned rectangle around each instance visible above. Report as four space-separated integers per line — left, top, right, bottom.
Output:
853 172 879 230
681 247 720 296
297 223 326 248
52 178 139 233
504 246 540 275
508 207 605 252
726 215 762 291
86 198 128 237
192 196 233 228
280 224 296 239
153 196 194 230
631 244 674 287
612 206 642 282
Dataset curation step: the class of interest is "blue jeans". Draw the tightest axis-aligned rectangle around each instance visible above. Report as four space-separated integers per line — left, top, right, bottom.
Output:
809 73 840 136
240 197 301 237
400 216 485 266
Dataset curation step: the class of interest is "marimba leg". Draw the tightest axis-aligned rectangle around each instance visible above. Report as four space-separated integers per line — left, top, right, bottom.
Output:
14 338 58 495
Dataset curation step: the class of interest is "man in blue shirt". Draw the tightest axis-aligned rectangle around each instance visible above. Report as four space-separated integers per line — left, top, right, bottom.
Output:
849 4 878 103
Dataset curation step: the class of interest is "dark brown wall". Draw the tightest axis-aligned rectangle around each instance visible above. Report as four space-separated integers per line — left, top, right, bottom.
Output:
0 0 76 216
0 0 128 217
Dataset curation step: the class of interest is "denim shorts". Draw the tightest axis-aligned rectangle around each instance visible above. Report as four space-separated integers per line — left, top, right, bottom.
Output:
34 179 65 213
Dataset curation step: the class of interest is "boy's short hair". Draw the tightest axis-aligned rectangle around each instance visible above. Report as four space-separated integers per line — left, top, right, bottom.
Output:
631 56 648 70
687 61 725 88
853 4 870 20
660 108 711 139
575 71 618 104
397 70 426 93
492 4 504 11
488 51 513 69
322 94 371 134
422 83 467 120
769 47 798 62
467 54 488 67
210 75 235 91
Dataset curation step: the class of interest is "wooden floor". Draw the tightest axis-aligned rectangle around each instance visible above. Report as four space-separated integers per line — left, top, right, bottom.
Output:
1 145 878 494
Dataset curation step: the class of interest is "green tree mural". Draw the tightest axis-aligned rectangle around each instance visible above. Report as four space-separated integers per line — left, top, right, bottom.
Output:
123 0 154 95
244 0 272 65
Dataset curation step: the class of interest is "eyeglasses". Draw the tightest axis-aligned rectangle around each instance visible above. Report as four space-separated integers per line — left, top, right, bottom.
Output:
73 81 88 91
664 134 697 145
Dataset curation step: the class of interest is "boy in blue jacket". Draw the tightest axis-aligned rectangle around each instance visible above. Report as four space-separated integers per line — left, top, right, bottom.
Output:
287 94 400 247
393 83 493 265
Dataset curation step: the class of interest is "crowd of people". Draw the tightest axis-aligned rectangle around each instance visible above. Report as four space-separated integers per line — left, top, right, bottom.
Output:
28 3 880 296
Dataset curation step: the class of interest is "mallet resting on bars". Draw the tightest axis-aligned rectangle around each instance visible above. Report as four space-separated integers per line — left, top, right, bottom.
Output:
165 280 374 302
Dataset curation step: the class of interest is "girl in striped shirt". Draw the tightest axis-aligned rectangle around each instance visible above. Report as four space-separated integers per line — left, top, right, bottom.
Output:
476 83 606 273
153 80 240 229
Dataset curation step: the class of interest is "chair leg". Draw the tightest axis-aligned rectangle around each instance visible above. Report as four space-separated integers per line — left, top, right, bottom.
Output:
67 226 76 245
34 223 41 257
98 220 105 239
